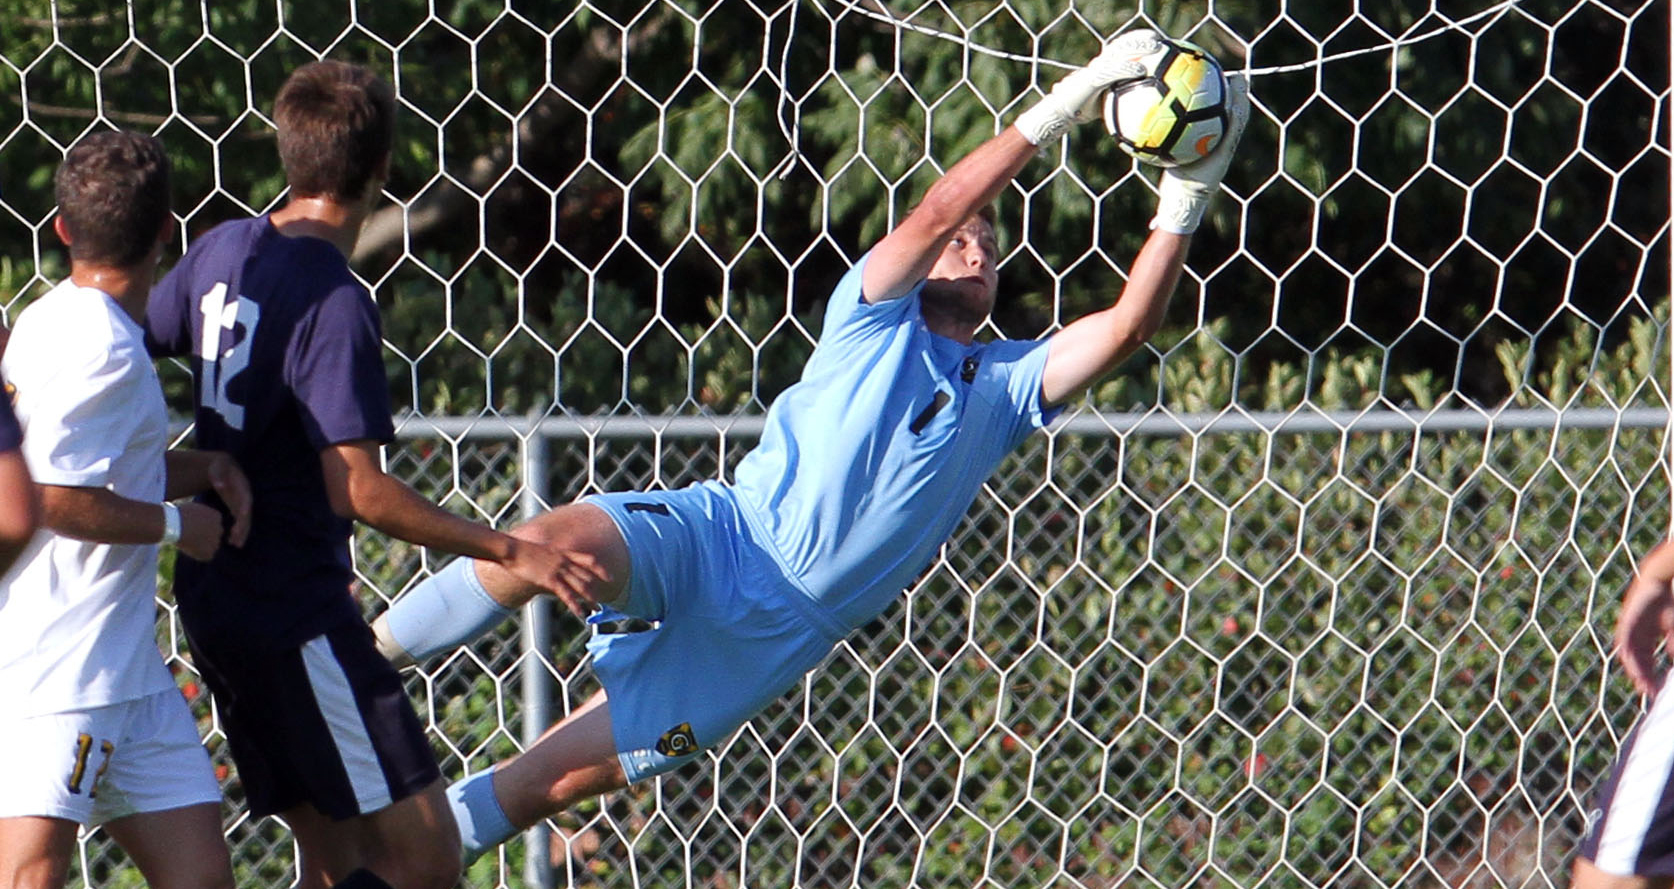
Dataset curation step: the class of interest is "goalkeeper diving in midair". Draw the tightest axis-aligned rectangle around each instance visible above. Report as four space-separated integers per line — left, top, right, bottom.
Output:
371 29 1252 858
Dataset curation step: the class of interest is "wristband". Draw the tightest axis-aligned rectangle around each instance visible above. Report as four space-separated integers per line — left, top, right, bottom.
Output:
160 502 182 545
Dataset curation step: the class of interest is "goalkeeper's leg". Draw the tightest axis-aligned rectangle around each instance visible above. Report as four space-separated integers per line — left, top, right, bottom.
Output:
448 690 625 862
372 503 630 667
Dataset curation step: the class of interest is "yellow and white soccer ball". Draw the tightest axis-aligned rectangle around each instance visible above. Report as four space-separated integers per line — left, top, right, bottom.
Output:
1102 36 1230 168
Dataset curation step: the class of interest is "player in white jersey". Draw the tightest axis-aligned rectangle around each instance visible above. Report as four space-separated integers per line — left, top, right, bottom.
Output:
0 131 251 889
371 29 1251 858
1576 537 1674 888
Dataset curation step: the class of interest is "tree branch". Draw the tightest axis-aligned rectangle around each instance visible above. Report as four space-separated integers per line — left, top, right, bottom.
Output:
16 13 121 27
8 97 233 132
351 18 671 264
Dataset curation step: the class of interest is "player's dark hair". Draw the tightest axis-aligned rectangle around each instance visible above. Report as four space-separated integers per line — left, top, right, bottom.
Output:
54 130 172 268
274 60 394 202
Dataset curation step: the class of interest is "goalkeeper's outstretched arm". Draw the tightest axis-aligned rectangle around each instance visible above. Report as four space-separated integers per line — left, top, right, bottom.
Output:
862 31 1162 306
1037 74 1251 409
1039 230 1190 408
861 129 1037 306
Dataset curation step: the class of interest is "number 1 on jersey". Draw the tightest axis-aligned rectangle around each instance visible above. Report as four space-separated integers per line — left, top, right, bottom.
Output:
67 732 115 797
197 283 261 430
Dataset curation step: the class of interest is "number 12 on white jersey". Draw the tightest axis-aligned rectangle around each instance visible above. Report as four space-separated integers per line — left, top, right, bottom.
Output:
197 282 261 430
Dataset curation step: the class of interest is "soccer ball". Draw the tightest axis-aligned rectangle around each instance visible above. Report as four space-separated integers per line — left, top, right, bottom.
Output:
1102 37 1229 168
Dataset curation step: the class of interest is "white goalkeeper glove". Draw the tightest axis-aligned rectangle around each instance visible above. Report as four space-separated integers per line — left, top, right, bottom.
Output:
1014 29 1163 147
1151 72 1251 235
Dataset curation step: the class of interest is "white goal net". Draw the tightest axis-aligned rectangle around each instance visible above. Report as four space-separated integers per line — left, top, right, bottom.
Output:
1 0 1669 887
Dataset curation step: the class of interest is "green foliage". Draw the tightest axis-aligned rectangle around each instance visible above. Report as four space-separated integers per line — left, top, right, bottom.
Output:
6 0 1664 885
311 308 1663 888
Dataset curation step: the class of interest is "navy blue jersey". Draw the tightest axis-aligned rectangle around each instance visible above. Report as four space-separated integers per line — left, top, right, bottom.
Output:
0 391 19 452
147 216 394 650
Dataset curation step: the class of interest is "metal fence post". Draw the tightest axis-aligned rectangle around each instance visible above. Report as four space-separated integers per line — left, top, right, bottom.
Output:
519 423 555 889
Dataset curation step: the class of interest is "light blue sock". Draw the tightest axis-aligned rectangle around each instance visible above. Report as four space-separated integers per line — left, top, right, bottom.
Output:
448 769 517 862
376 558 513 664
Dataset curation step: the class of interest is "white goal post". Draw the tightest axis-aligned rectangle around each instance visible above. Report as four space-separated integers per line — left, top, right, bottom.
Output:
0 1 1668 887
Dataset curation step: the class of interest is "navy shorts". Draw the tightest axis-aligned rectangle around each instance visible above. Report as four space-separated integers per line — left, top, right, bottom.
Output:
1578 679 1674 876
190 616 440 819
583 482 848 783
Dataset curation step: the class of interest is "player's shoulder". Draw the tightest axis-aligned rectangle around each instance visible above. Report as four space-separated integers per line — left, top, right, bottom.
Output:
14 281 136 349
7 282 143 380
180 214 267 261
163 216 268 295
822 251 919 333
191 217 365 308
256 228 364 302
182 216 342 279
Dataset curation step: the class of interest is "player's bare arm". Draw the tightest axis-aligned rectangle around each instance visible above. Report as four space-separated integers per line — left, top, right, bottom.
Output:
1613 537 1674 697
0 449 37 574
38 485 224 562
862 129 1038 305
1039 231 1190 408
321 440 606 615
861 31 1174 306
1039 73 1251 409
163 449 252 547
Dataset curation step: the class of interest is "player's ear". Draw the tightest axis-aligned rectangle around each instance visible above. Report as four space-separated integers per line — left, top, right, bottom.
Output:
51 214 71 247
361 152 392 211
146 215 176 267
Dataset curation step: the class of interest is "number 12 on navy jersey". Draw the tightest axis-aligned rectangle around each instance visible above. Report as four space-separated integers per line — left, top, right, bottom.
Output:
197 282 261 430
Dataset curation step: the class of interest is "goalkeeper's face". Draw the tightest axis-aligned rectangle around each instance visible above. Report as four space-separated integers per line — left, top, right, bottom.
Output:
923 216 999 329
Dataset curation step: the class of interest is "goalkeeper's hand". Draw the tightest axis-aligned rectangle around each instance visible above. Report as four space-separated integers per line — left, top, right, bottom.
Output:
1151 72 1251 235
1014 29 1163 147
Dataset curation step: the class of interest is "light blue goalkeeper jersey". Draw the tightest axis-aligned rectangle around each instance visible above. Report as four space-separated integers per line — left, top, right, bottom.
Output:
731 252 1062 631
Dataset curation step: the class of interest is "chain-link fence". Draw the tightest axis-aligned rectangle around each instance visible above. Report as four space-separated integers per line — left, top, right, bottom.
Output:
121 404 1661 888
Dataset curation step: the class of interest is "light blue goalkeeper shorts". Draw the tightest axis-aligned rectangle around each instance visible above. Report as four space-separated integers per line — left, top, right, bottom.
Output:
582 481 849 783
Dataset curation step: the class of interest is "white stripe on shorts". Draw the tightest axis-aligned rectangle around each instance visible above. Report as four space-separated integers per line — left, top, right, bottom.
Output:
301 635 392 813
1595 681 1674 873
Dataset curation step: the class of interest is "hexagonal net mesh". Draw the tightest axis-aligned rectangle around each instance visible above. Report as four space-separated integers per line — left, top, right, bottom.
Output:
0 0 1668 887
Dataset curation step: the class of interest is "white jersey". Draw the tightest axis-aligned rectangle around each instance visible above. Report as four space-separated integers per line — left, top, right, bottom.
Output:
0 281 176 718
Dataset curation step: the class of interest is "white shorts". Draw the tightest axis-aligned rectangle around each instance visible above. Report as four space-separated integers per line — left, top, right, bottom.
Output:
0 689 220 825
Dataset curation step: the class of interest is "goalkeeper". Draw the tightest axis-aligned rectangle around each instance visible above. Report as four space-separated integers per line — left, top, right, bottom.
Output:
372 29 1251 857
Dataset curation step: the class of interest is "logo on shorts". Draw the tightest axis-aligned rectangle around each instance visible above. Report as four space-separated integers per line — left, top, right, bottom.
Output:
1583 807 1603 840
655 722 699 757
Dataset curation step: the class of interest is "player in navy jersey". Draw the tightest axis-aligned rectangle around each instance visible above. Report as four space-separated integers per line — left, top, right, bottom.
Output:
144 62 597 889
1575 537 1674 888
372 30 1251 859
0 389 36 577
